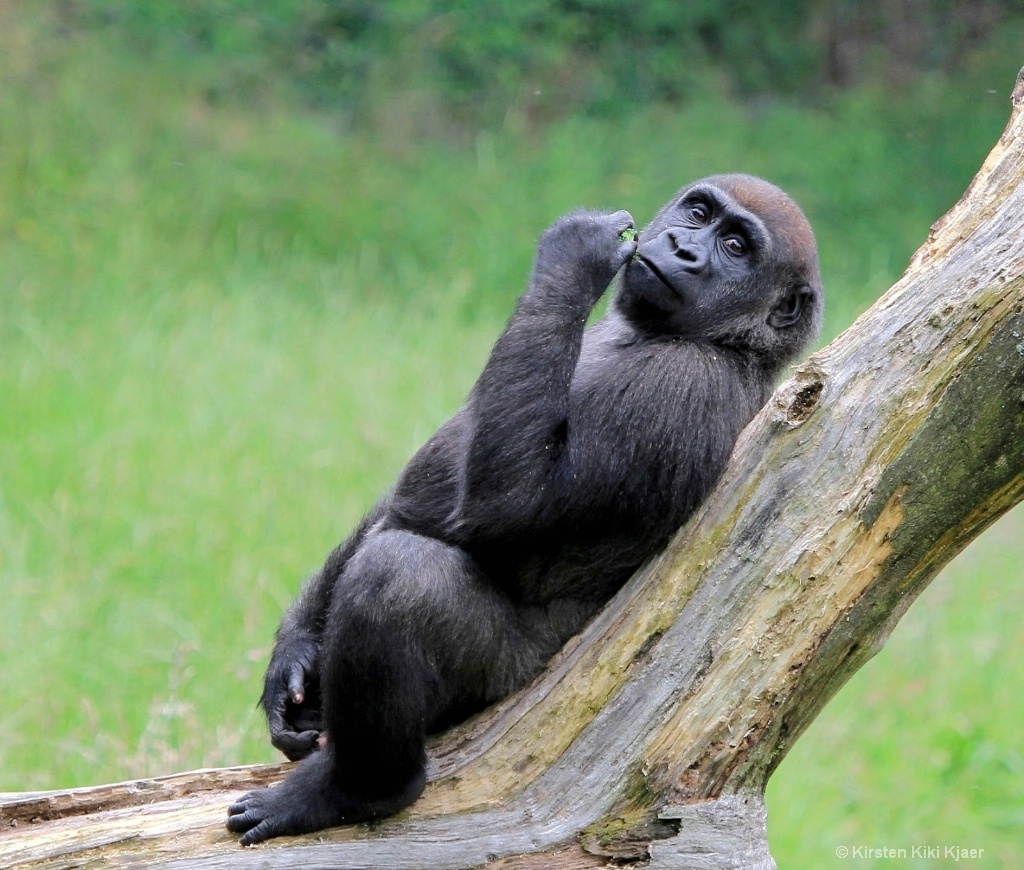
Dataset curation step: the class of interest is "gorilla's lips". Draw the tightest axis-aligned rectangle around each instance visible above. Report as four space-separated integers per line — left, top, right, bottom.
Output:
628 253 681 299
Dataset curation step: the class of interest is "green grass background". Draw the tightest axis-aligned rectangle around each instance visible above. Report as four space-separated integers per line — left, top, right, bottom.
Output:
0 18 1021 868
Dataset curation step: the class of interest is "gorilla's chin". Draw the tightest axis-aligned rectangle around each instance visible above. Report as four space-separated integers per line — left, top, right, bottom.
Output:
619 257 689 328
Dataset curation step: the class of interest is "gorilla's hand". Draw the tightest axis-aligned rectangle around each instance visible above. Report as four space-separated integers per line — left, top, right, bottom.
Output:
260 633 323 761
534 209 637 303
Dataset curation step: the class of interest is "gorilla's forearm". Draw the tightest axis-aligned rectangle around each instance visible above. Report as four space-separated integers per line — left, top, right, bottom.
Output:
453 210 637 536
259 502 386 759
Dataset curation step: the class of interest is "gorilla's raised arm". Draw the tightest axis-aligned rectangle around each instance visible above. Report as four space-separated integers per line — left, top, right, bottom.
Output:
452 210 638 538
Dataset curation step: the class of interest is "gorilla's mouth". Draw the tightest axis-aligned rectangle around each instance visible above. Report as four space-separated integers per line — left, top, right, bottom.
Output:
632 254 678 297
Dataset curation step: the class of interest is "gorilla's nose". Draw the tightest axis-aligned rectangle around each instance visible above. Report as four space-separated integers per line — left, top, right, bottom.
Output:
667 231 708 273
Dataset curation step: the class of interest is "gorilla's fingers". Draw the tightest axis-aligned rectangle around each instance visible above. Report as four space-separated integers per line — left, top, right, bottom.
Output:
240 819 277 847
265 703 287 737
270 728 320 761
286 663 305 705
615 240 639 270
609 209 634 231
608 210 637 272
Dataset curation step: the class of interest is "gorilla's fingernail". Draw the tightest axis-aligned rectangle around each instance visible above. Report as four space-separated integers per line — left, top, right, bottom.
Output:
292 692 304 704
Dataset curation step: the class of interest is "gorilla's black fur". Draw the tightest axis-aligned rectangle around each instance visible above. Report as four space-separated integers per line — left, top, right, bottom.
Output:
228 175 823 845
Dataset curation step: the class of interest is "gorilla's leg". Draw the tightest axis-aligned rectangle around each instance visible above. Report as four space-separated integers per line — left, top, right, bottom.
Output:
228 529 564 845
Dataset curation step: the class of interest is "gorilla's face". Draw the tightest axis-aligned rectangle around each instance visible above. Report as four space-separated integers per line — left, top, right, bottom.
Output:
618 174 822 361
627 184 767 320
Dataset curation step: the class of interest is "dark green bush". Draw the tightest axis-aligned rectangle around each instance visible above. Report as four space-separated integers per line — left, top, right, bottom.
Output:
58 0 1024 128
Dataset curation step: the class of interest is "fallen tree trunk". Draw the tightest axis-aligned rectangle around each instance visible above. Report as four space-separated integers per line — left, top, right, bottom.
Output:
3 70 1023 870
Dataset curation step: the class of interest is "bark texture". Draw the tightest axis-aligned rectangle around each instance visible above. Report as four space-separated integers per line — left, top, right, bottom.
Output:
3 70 1023 870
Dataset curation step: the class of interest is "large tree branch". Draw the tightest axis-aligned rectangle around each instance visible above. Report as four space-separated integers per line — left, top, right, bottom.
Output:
3 70 1023 870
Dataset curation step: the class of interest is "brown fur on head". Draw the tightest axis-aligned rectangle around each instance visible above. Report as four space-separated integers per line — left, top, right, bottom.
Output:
702 173 820 283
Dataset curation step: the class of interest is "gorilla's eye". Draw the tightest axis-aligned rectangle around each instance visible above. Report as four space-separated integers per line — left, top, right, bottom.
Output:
723 236 746 256
689 204 709 225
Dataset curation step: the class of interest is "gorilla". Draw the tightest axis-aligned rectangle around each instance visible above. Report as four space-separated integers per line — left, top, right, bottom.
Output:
227 174 823 845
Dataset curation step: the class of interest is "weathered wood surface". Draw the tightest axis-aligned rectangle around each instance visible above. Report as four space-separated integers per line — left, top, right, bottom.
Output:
3 69 1022 870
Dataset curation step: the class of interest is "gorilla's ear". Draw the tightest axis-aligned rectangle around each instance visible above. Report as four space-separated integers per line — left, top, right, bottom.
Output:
768 287 813 329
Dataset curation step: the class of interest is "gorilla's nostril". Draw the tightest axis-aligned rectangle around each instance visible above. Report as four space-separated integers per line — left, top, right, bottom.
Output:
667 231 703 266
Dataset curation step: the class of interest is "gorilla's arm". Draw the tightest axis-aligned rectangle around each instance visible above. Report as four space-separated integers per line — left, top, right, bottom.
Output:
261 210 635 758
449 210 637 539
260 503 385 759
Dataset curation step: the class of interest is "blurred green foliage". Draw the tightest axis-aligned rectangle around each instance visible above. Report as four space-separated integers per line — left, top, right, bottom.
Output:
0 4 1022 867
56 0 1024 126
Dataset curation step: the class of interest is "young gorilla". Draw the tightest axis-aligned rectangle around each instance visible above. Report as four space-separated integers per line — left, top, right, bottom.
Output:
227 174 823 845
